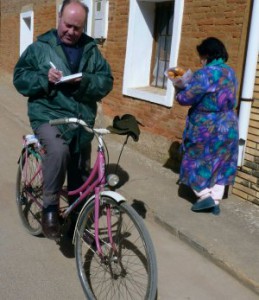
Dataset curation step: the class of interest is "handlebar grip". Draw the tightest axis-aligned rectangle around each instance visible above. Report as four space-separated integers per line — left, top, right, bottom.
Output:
49 118 68 126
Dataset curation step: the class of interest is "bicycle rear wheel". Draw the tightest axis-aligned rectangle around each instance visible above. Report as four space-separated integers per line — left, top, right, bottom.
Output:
16 148 43 236
74 196 157 300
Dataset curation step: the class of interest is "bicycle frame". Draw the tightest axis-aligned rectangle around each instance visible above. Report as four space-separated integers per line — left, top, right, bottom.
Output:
21 123 125 255
64 134 111 255
63 134 106 218
18 119 158 299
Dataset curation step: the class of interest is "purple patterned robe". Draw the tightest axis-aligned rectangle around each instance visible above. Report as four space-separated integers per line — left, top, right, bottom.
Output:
176 60 239 192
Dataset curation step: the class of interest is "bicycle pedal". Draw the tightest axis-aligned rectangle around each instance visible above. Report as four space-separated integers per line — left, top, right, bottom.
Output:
83 232 94 244
82 232 97 250
19 196 28 205
55 236 61 244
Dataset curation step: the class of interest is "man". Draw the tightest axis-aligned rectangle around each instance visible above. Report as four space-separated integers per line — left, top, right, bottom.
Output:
13 0 113 239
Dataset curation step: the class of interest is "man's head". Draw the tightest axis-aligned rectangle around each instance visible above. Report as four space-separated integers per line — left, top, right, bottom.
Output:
57 0 89 45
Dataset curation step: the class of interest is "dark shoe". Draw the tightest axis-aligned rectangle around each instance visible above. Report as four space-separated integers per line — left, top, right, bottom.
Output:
66 216 77 239
42 206 60 240
212 204 220 215
191 196 216 212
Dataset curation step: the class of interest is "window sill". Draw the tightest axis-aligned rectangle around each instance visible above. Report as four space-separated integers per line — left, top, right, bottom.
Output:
123 86 174 107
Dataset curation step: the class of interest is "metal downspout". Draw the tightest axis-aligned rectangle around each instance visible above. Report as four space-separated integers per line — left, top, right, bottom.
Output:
238 0 259 166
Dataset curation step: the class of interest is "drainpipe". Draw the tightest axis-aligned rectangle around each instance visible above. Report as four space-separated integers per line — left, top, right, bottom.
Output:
238 0 259 167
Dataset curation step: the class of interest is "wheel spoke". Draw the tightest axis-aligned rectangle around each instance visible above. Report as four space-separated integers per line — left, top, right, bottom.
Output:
16 149 43 236
75 197 157 299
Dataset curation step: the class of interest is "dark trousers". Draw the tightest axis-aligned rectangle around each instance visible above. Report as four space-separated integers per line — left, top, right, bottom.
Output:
35 123 91 208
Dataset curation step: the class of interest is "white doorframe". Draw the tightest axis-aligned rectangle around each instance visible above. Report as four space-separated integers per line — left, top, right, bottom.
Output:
20 10 34 56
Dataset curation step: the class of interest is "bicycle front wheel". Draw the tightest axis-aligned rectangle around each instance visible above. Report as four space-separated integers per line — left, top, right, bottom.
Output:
75 196 157 300
16 148 43 236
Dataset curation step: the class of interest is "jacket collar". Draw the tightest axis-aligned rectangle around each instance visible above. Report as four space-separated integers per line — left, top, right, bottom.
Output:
37 29 96 49
37 29 97 72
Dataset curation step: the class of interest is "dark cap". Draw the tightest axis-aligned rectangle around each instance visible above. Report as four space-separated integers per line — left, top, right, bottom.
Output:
107 114 142 141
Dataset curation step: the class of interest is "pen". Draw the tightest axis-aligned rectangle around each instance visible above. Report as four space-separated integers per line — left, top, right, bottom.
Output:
49 61 57 69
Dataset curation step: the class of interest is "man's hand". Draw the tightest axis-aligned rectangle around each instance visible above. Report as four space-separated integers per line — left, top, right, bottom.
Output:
48 67 63 84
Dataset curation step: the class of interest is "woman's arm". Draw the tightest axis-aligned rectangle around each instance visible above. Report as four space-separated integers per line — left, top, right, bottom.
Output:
176 69 209 106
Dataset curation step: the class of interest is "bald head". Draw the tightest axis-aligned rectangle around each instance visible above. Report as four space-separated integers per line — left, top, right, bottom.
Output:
60 0 89 17
57 1 88 45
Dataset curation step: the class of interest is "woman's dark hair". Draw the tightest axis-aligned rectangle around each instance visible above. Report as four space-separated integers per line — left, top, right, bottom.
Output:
196 37 228 63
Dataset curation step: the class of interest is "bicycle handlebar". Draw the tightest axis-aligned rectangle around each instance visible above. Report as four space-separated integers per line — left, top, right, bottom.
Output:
49 118 111 135
49 118 71 126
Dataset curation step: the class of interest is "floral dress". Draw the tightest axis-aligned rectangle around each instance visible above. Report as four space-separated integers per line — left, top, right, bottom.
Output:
176 59 239 192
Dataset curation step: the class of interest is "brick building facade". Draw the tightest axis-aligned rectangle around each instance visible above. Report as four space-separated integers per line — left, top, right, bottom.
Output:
0 0 258 204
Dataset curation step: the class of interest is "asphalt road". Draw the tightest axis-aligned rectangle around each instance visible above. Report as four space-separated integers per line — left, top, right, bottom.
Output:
0 81 257 299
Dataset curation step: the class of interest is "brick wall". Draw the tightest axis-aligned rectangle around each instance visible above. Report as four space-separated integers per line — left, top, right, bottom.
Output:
102 0 250 136
232 55 259 205
103 0 187 142
0 0 56 74
0 0 251 143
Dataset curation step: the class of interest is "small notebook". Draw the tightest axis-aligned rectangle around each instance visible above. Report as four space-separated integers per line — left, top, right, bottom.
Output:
56 72 82 84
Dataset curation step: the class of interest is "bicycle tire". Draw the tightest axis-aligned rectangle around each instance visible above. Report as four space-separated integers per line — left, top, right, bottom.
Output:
74 196 157 300
16 147 43 236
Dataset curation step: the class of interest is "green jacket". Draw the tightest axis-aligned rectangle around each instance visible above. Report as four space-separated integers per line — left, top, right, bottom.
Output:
13 29 113 149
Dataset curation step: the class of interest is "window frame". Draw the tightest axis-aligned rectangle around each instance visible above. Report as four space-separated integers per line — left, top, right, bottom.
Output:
83 0 109 39
20 9 34 56
123 0 184 107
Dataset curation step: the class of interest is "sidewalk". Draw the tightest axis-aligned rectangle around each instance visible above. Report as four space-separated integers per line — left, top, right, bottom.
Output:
1 77 259 296
111 138 259 295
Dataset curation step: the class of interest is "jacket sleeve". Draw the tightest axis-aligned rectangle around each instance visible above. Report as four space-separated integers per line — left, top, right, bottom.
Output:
176 69 209 106
13 44 50 97
73 47 113 103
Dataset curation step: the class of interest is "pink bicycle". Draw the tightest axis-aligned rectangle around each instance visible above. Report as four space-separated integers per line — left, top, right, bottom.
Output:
16 117 157 299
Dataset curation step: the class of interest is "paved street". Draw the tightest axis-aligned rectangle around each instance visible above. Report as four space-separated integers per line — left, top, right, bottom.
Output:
1 181 257 299
0 78 258 299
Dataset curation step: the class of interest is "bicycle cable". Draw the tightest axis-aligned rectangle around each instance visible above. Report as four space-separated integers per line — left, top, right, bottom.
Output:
104 134 129 181
114 135 129 174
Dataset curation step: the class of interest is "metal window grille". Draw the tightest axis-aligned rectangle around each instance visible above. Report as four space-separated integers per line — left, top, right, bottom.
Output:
151 2 174 89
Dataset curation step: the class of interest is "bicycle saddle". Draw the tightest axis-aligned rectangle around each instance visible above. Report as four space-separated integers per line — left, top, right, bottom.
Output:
107 114 142 141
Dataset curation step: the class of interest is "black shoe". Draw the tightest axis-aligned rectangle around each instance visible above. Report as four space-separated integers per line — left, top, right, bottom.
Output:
66 212 78 239
42 206 60 240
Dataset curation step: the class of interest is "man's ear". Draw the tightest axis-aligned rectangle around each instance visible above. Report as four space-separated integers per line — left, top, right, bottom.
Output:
57 12 62 28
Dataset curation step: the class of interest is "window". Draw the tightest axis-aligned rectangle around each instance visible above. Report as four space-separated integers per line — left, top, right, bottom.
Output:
151 2 173 89
83 0 109 40
20 10 34 56
123 0 184 107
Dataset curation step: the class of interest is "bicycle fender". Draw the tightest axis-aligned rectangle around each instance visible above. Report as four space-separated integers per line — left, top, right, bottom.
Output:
72 191 126 244
99 190 126 203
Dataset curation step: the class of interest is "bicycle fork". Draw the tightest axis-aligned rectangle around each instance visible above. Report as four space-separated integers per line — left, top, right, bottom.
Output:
94 146 117 257
94 188 119 264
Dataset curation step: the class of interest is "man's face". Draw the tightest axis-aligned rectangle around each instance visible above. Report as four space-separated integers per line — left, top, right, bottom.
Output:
57 3 86 45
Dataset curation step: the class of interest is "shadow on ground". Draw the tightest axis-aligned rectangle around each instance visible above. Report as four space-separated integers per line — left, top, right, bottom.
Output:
163 141 182 174
131 199 147 219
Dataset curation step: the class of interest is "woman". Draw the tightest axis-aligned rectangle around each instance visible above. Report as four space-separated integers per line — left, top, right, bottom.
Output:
175 37 239 215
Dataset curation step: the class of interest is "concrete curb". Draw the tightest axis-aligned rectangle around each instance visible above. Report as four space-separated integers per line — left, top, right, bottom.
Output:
153 213 259 296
